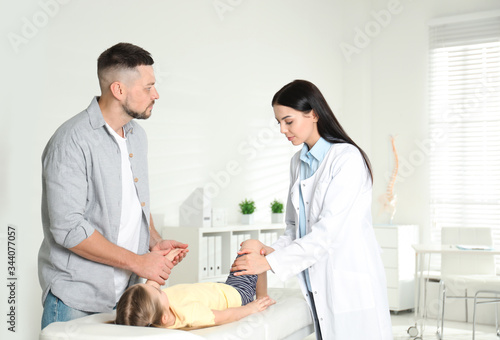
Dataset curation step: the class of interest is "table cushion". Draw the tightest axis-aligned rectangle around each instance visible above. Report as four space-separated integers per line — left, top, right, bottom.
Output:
39 288 313 340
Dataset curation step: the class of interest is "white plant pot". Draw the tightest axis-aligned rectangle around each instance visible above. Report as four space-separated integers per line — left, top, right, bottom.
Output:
271 213 284 224
241 214 254 225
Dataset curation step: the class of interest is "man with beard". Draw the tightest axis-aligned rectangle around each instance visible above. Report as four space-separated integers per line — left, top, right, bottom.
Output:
38 43 188 329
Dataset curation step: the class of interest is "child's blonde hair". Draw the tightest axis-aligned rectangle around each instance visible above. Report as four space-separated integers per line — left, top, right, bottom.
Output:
114 284 163 327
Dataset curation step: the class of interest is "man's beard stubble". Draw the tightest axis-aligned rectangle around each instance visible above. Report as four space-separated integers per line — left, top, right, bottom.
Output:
122 100 153 120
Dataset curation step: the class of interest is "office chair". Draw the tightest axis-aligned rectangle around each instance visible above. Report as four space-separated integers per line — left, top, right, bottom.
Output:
436 227 499 339
472 290 500 340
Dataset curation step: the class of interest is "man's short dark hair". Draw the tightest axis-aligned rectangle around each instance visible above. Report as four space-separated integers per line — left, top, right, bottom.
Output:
97 42 154 79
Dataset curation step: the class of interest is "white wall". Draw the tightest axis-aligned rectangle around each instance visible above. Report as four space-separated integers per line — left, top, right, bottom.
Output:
2 0 500 338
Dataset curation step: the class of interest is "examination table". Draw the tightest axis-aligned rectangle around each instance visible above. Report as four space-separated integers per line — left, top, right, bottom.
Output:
39 288 314 340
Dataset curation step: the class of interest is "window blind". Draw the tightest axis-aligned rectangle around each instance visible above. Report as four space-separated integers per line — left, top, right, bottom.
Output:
429 13 500 271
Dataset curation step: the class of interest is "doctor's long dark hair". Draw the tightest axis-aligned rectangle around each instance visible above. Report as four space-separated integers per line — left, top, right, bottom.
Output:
272 79 373 182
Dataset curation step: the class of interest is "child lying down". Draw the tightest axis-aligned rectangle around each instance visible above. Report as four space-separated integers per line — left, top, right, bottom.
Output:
114 239 275 329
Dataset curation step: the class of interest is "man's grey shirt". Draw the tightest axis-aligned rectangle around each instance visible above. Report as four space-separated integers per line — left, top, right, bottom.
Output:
38 97 151 312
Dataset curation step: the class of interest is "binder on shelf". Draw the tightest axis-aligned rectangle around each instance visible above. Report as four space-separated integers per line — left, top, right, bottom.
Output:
207 235 215 277
259 232 266 244
215 235 222 276
271 231 278 244
200 236 208 279
264 232 272 246
231 233 238 259
237 234 245 250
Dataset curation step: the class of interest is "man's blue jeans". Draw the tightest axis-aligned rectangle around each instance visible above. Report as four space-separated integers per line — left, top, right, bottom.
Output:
41 290 95 329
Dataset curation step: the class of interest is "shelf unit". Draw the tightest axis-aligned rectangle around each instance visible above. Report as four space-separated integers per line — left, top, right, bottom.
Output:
373 224 419 312
161 224 285 286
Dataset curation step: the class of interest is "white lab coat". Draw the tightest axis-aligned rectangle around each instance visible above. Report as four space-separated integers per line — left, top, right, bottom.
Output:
266 143 393 340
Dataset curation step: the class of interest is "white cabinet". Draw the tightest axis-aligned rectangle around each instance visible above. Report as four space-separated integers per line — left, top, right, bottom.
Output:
373 224 418 312
161 224 284 286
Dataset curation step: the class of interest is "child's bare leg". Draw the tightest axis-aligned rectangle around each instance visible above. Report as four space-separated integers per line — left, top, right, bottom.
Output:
239 239 264 253
256 272 267 298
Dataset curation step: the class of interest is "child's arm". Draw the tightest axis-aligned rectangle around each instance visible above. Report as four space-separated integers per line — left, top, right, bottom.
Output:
211 296 275 326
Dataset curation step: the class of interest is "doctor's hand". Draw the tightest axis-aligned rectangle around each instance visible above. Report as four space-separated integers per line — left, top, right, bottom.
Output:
231 249 271 275
151 239 189 265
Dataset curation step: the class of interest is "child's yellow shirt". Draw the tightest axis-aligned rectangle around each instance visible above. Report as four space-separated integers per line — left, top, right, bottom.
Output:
164 282 242 329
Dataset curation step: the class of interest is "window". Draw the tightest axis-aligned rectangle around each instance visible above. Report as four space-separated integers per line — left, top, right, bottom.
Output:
429 12 500 269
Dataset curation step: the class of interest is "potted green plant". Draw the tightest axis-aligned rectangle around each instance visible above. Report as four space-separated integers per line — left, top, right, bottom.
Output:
239 199 256 225
270 199 284 224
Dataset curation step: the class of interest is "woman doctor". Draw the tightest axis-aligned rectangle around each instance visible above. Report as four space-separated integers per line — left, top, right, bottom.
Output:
231 80 393 339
